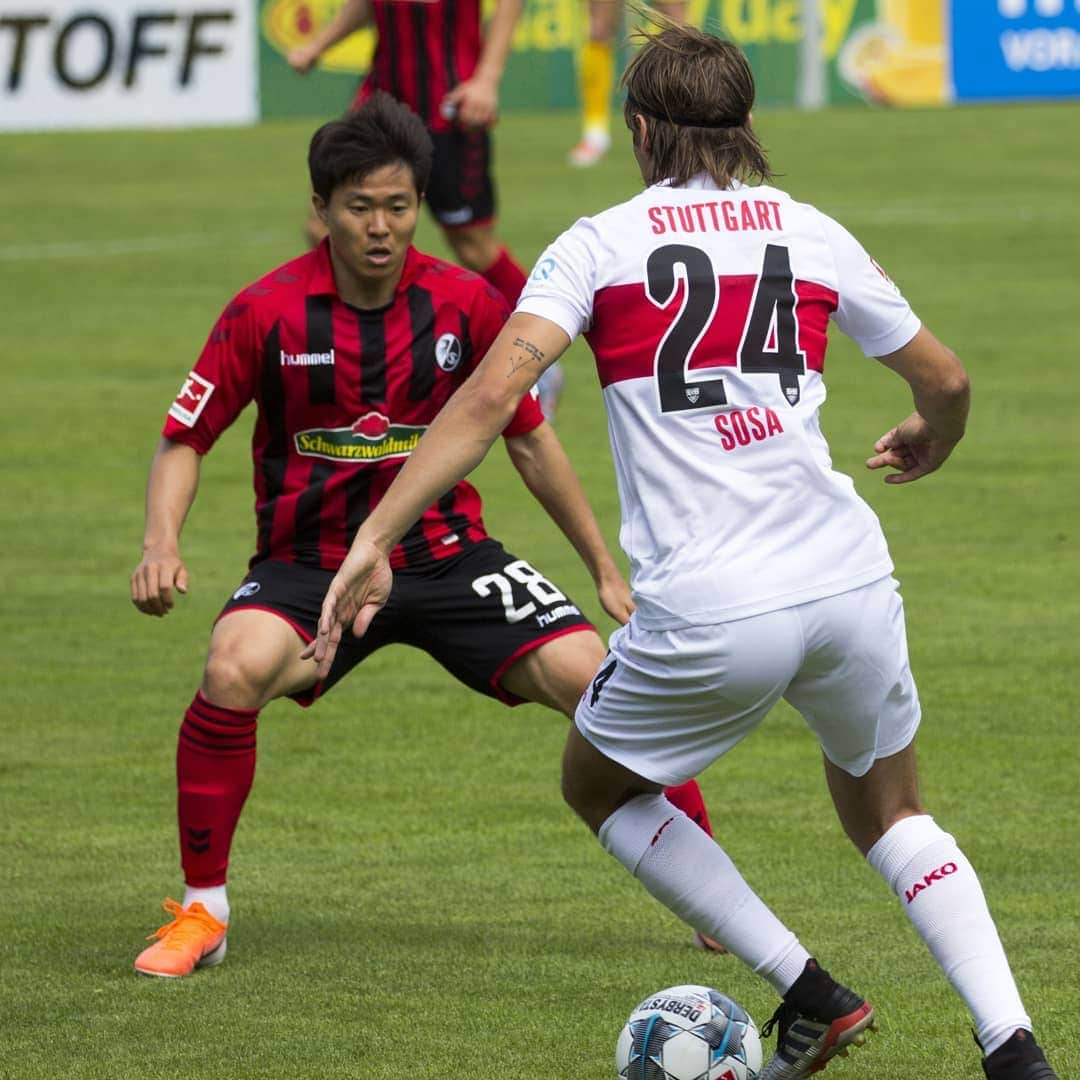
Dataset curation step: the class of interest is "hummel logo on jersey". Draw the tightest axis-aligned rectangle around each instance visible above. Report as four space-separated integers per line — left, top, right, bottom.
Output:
280 349 334 367
435 333 462 371
536 603 581 627
169 372 215 427
905 861 959 903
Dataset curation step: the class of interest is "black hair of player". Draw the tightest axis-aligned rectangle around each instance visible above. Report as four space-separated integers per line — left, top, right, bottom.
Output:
308 92 435 203
622 15 773 188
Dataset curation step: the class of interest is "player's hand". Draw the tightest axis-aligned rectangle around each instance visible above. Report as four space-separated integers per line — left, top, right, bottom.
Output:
131 548 189 617
302 539 393 679
441 76 499 129
597 570 635 627
866 411 960 484
286 43 322 75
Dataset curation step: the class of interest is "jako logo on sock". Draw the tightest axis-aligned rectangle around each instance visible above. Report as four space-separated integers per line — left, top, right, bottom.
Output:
905 861 958 903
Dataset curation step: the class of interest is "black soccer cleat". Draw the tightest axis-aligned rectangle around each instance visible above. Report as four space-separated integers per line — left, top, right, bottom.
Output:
759 959 876 1080
982 1029 1059 1080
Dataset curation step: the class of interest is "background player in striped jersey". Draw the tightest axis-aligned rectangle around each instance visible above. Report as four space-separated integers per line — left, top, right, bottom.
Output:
129 92 719 979
304 24 1059 1080
287 0 565 420
568 0 686 168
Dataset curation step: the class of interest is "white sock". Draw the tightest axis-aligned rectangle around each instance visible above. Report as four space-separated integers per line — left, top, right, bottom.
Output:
600 794 810 994
583 125 611 148
867 815 1030 1055
183 885 229 925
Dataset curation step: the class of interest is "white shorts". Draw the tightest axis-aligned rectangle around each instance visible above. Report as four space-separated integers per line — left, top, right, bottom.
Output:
575 576 920 786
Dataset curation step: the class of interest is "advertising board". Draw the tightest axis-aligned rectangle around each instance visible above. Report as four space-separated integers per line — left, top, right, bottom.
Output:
952 0 1080 102
0 1 257 131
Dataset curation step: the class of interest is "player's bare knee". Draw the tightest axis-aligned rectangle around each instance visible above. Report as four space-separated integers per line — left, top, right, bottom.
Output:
201 647 271 710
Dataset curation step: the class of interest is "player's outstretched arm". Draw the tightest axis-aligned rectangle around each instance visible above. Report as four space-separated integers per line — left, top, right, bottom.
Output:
131 438 201 617
286 0 374 74
305 313 573 673
867 326 970 484
303 539 393 679
504 423 633 625
441 0 524 127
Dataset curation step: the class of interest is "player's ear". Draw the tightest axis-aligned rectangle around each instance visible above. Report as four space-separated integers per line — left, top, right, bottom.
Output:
630 113 654 183
312 192 329 225
632 113 650 153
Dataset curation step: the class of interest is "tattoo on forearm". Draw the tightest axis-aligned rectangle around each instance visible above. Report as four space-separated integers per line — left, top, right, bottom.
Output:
508 337 546 377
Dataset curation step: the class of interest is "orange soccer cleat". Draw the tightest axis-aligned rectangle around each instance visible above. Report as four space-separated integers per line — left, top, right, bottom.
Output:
567 131 611 168
134 898 227 978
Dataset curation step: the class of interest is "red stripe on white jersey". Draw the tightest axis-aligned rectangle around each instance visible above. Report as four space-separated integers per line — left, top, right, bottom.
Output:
587 276 838 389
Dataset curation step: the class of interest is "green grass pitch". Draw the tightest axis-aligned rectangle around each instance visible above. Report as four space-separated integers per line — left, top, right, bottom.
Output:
1 101 1078 1079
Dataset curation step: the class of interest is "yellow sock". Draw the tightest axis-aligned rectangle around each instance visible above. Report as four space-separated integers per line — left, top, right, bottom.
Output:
580 39 615 135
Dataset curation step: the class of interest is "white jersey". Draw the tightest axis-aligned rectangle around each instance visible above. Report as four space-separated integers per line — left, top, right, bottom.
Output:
517 177 921 630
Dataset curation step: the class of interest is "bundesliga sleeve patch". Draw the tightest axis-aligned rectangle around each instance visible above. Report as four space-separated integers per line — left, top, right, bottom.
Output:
168 372 216 428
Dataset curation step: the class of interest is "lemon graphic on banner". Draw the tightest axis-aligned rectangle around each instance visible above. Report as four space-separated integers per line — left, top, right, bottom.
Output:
263 0 376 72
839 0 948 106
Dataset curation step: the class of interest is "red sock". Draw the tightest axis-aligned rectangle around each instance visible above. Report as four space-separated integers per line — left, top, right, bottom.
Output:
663 780 714 837
480 247 528 307
176 691 258 887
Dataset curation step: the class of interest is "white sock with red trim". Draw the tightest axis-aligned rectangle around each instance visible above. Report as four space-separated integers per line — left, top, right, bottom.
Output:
866 814 1030 1054
599 794 810 993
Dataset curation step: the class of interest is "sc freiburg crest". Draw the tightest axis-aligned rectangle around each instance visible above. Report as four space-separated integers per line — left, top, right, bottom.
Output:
435 332 462 372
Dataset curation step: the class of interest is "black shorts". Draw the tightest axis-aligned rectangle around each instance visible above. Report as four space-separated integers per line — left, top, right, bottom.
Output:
218 539 594 707
425 129 496 230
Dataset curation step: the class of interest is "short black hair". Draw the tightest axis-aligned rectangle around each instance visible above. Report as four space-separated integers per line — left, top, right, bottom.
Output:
308 92 434 203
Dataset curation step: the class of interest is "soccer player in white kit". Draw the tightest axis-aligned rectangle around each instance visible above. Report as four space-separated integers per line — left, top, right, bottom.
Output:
305 21 1059 1080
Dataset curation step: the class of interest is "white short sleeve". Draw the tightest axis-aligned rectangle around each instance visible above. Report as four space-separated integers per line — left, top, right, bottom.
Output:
821 213 921 357
515 217 601 341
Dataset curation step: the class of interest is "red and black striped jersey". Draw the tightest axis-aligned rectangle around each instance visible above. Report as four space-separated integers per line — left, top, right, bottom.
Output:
163 241 543 572
353 0 483 131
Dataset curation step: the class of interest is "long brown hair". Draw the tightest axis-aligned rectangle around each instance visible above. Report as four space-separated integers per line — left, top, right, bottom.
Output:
622 16 773 188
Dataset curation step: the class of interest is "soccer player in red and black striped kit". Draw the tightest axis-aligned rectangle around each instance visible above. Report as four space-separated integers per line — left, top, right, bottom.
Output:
129 94 718 977
287 0 564 421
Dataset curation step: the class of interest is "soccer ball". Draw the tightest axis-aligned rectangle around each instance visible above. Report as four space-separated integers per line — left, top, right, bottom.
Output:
616 984 762 1080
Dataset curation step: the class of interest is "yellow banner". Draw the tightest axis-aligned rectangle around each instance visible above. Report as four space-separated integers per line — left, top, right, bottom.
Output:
263 0 376 70
837 0 947 106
